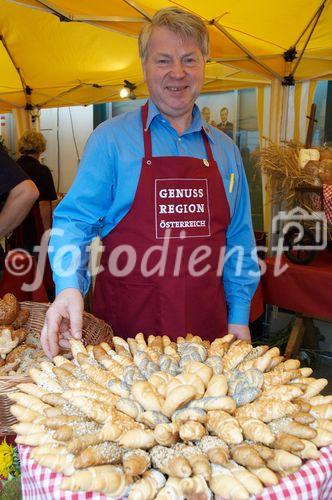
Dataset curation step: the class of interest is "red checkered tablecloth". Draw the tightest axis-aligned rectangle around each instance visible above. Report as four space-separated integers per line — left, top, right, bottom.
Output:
312 184 332 224
323 184 332 224
19 445 113 500
19 444 332 499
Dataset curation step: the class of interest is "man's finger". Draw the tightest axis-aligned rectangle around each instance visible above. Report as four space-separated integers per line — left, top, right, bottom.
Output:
44 310 62 358
69 304 83 340
228 324 251 343
59 320 70 333
234 332 251 342
40 322 53 359
59 330 72 340
59 338 71 348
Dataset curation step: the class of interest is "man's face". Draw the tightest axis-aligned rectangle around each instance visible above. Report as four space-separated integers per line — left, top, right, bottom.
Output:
142 26 205 122
220 109 228 124
202 108 210 123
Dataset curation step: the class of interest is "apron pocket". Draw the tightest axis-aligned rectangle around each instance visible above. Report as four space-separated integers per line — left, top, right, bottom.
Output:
185 273 228 340
111 281 159 338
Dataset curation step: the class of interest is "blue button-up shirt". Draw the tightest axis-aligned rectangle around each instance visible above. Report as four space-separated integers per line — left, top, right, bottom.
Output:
50 99 259 325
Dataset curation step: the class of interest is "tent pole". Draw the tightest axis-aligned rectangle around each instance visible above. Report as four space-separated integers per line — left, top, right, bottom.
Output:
33 0 72 21
265 79 284 255
0 36 31 109
204 76 270 86
269 83 292 256
293 0 327 47
213 60 273 81
121 0 152 21
73 16 144 22
83 21 139 38
297 71 332 82
34 91 87 108
302 55 332 61
280 85 290 142
209 54 281 62
36 81 126 108
12 108 33 142
0 97 20 109
212 21 282 81
37 84 83 108
0 36 26 94
291 1 327 77
269 79 283 144
85 91 120 107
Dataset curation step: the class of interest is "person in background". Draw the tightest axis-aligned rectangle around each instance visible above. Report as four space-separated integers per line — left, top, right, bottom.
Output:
9 130 57 253
8 131 57 299
217 107 234 139
42 7 259 357
0 146 39 275
201 106 217 127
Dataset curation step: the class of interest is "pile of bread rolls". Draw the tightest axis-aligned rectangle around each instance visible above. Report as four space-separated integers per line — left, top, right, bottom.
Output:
0 293 30 370
10 333 332 499
0 293 48 375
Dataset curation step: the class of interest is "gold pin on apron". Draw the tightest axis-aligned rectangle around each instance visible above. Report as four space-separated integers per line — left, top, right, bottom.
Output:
229 173 235 193
203 158 209 167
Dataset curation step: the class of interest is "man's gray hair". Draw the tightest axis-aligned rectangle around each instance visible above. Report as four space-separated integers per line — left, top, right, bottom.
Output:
139 7 209 61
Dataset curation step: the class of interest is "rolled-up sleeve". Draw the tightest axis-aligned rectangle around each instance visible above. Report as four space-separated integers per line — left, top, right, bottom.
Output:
49 127 114 296
223 145 260 325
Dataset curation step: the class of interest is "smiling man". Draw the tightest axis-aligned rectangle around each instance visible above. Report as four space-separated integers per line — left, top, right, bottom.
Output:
42 7 259 357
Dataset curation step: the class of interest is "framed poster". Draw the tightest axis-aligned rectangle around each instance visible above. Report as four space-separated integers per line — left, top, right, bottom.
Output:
197 91 237 141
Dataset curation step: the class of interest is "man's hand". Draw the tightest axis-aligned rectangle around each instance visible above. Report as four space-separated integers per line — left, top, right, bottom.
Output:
40 288 84 358
228 323 251 343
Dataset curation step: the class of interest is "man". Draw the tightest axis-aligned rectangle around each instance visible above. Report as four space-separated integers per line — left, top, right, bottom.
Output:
41 8 259 357
201 106 217 127
9 130 57 252
7 130 58 299
217 107 234 139
0 147 39 240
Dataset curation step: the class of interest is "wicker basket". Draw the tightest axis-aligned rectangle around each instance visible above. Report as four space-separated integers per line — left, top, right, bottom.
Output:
0 301 113 434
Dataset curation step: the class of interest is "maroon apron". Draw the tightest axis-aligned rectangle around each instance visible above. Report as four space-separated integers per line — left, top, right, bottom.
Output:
93 102 231 341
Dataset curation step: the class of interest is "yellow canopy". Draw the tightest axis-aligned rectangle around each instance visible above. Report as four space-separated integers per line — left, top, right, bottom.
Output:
0 0 331 112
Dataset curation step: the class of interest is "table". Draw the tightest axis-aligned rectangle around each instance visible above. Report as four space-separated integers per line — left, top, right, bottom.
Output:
262 250 332 320
18 445 332 499
0 251 48 302
261 250 332 357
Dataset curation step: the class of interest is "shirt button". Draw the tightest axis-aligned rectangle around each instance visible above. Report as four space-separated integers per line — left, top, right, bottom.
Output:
178 137 181 142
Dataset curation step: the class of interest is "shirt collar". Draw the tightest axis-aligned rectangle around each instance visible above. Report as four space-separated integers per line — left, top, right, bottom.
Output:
20 154 40 164
146 99 161 128
146 98 215 143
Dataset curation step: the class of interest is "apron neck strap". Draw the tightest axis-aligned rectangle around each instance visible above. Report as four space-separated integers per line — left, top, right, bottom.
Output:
141 102 152 160
141 101 214 162
201 127 214 162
